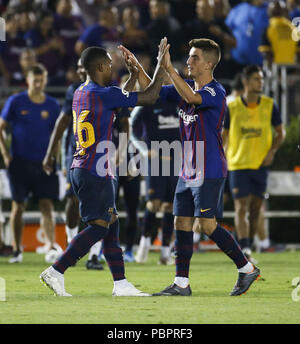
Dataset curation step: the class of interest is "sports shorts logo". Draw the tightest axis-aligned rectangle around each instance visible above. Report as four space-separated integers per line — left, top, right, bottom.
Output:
200 208 211 213
108 207 114 215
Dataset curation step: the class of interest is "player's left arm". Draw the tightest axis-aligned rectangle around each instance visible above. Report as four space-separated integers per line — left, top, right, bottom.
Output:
261 124 285 167
261 102 286 167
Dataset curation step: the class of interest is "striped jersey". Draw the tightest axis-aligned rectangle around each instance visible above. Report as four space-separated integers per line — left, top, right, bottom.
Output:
71 80 138 177
159 79 227 180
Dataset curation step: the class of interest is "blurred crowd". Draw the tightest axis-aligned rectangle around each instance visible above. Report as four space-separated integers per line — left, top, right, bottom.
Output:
0 0 299 89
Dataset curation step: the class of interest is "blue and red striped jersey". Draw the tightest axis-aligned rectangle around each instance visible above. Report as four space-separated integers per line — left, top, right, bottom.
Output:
159 79 228 180
71 80 138 177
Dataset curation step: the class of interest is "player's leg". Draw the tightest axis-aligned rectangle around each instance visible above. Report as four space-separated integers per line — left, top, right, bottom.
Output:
122 175 140 262
229 170 254 259
34 164 60 262
196 178 260 296
105 215 149 296
159 202 174 265
248 195 264 247
6 157 28 263
8 201 25 263
136 198 161 263
248 167 271 253
65 194 80 244
39 199 56 249
40 169 113 296
153 178 194 296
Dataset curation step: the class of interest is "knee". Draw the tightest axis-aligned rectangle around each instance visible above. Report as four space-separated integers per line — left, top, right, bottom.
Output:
11 202 25 216
199 219 217 236
235 200 248 217
174 216 193 231
39 200 54 215
160 202 173 213
146 199 161 213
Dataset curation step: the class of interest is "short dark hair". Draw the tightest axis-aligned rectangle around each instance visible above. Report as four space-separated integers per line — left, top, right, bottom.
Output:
232 73 244 92
80 46 109 76
242 65 263 80
188 38 221 70
26 63 47 75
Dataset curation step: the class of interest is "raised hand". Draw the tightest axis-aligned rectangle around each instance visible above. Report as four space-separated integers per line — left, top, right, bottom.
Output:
157 37 171 70
118 45 139 71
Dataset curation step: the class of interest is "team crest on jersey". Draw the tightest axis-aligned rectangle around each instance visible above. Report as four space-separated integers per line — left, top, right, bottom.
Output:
41 110 49 119
108 207 114 215
21 110 29 115
203 86 216 97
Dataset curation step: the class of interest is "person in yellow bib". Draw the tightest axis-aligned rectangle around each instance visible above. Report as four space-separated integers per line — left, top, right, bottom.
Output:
222 64 285 262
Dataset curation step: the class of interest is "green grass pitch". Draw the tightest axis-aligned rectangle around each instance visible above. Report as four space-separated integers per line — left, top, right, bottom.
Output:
0 250 300 324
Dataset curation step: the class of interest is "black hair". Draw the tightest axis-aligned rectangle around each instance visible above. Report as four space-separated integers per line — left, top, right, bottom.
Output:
242 65 263 80
232 73 244 91
80 46 109 76
26 63 47 75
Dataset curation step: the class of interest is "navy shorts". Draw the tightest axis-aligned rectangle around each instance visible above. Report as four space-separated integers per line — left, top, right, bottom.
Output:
228 167 269 199
70 168 117 223
145 157 179 202
173 177 226 218
7 157 59 202
145 175 178 202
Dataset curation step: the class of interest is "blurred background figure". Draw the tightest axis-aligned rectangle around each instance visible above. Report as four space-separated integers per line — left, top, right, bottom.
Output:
54 0 85 72
146 0 183 64
121 5 148 55
185 0 236 80
24 9 65 85
75 4 121 56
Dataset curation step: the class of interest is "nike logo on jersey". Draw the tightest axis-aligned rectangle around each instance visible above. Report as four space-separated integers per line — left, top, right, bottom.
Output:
200 208 211 213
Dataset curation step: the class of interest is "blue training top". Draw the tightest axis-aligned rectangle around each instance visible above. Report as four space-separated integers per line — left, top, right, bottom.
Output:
1 91 60 161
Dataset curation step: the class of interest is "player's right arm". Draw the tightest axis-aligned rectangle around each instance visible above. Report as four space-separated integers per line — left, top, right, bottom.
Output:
43 112 71 175
0 95 16 168
0 118 11 168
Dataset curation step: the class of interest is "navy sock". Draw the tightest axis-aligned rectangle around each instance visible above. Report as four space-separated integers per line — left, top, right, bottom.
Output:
142 209 156 237
53 224 109 274
125 219 137 252
238 238 250 250
102 219 125 281
174 230 194 278
209 225 248 269
161 212 174 246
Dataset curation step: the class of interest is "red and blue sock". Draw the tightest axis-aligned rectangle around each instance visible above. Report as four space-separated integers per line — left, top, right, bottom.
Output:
53 223 109 274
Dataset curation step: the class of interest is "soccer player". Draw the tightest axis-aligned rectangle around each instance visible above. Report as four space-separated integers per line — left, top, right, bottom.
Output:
130 81 180 265
222 64 285 261
120 38 260 296
40 38 169 297
43 58 104 271
0 63 60 263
